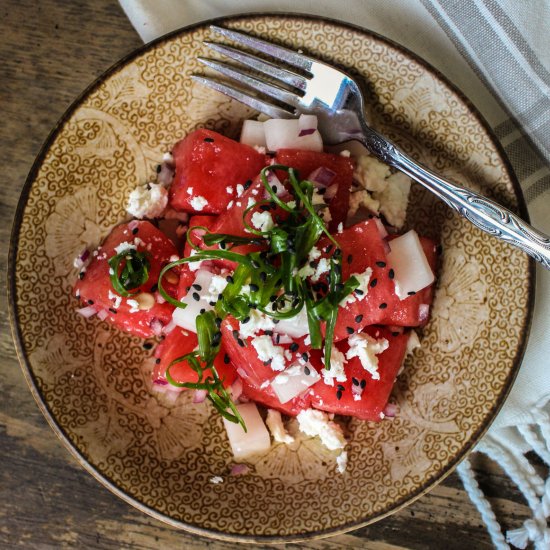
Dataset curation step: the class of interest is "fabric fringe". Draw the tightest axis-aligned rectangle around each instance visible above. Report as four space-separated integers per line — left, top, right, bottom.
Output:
463 409 550 549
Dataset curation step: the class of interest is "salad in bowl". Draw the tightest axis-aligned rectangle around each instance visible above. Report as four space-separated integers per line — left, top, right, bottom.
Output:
73 113 437 473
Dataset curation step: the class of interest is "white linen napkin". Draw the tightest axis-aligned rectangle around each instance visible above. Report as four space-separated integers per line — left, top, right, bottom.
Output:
119 1 550 547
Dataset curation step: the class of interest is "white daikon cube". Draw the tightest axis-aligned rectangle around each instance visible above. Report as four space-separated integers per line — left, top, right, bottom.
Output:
387 230 434 300
171 269 215 332
271 363 321 404
223 403 271 459
264 118 323 152
240 120 267 148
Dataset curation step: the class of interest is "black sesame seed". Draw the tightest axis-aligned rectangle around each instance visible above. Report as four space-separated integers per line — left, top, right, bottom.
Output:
407 290 416 296
347 254 353 264
192 292 200 301
208 301 216 306
215 317 222 327
276 334 280 344
346 326 354 335
219 241 227 250
232 329 239 340
192 284 202 291
155 358 161 364
360 379 366 389
242 316 250 324
243 179 252 190
336 390 342 400
355 289 364 295
217 293 223 301
392 331 400 337
204 137 214 143
273 319 280 324
389 269 395 279
226 275 234 284
143 342 153 350
337 384 345 391
333 249 341 259
150 283 158 293
237 338 245 348
79 272 85 280
370 278 378 288
87 299 94 305
249 284 259 292
352 377 359 386
108 308 117 314
304 366 311 375
325 244 333 254
260 272 267 282
200 308 206 314
132 227 139 235
260 204 270 211
263 359 272 366
379 302 388 309
271 184 278 193
290 343 299 352
224 354 230 364
376 261 386 268
355 314 363 323
301 352 309 362
264 330 273 336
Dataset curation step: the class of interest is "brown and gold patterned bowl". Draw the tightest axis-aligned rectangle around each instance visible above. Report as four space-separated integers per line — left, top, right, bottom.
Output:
9 14 534 542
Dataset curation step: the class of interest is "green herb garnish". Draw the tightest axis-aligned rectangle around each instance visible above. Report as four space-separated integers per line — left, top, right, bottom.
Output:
108 248 150 297
157 164 359 428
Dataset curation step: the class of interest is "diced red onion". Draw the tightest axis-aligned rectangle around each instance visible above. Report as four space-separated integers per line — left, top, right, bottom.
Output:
77 306 97 318
298 128 316 137
383 403 398 417
231 378 243 401
149 318 164 337
156 293 166 304
96 309 108 321
419 304 430 322
323 184 338 200
307 166 336 188
153 378 169 386
230 464 250 476
80 249 90 262
193 389 208 403
351 384 363 398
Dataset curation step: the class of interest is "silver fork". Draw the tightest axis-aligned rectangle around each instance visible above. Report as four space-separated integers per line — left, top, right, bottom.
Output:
193 25 550 270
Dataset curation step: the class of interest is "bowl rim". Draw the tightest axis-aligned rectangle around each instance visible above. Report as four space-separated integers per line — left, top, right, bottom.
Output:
8 11 536 544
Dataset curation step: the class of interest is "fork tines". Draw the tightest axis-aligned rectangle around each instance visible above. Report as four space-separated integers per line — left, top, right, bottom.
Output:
193 25 315 118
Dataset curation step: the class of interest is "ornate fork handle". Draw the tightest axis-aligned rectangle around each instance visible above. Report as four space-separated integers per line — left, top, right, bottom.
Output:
361 127 550 270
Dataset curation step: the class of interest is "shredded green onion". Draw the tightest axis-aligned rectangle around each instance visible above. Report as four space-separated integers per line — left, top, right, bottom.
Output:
108 248 150 297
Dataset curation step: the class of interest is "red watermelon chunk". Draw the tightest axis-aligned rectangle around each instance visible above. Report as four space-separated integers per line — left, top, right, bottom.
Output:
74 221 180 338
309 326 409 421
240 378 312 416
275 149 354 232
153 327 236 389
170 129 267 214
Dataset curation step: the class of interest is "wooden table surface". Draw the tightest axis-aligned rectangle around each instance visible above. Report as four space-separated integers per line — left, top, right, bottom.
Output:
1 1 532 548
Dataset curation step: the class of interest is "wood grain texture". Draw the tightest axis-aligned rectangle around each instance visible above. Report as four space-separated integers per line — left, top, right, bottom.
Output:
0 1 532 548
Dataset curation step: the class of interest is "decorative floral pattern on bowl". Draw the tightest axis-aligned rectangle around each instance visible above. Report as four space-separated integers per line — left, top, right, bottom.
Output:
9 14 533 542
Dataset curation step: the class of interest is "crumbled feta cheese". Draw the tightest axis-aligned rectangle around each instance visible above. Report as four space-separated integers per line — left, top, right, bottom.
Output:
126 183 168 219
311 188 326 206
227 200 234 209
308 246 322 262
297 409 347 451
311 257 330 283
226 186 232 194
251 211 274 232
209 476 223 484
187 249 202 271
186 187 194 195
348 189 380 217
190 195 208 211
339 268 372 306
375 172 411 229
114 241 136 254
203 274 228 303
286 200 296 209
271 363 320 403
239 309 275 339
236 184 244 197
162 152 174 164
322 347 347 386
254 145 267 154
108 290 122 309
336 451 348 473
127 299 139 313
266 409 295 444
297 264 315 278
340 150 351 157
337 222 343 234
251 335 286 371
354 155 391 192
346 332 389 380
